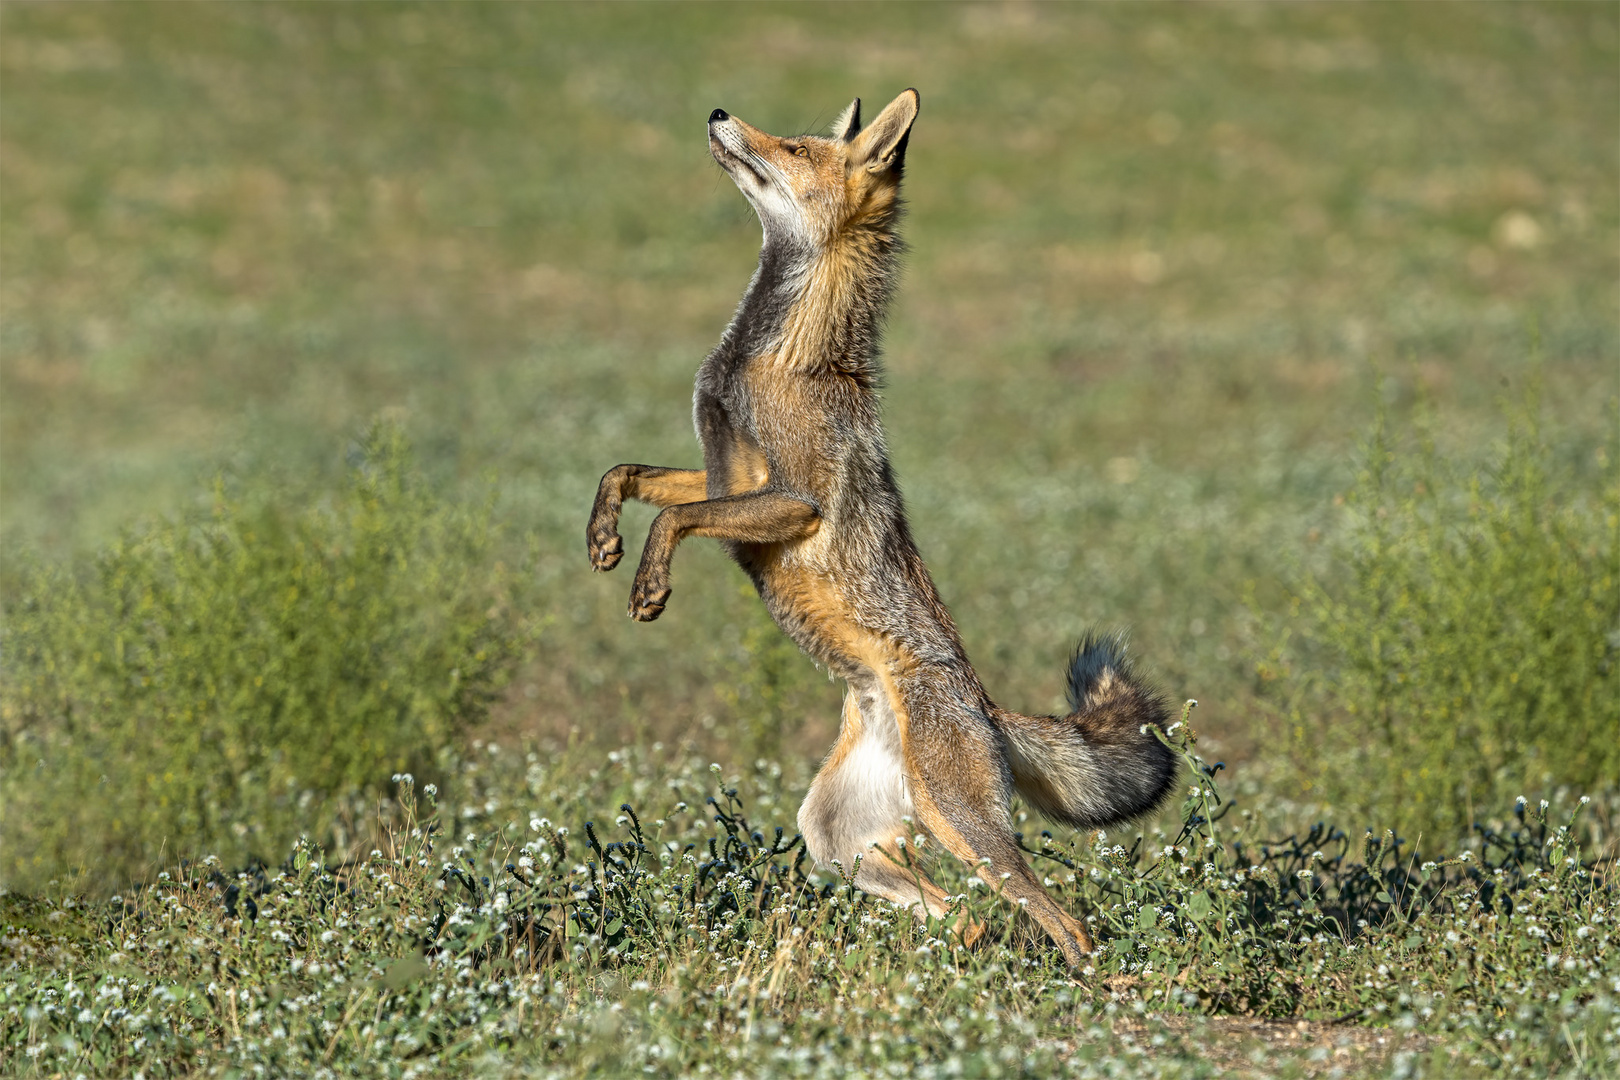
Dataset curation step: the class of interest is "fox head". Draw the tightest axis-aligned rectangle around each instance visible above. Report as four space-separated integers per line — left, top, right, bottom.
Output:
707 89 919 249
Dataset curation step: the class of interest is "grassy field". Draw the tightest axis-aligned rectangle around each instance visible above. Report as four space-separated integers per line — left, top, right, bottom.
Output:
2 3 1616 1076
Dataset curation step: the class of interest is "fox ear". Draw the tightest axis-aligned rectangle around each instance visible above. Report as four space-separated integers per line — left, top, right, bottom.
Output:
849 88 918 174
832 97 862 141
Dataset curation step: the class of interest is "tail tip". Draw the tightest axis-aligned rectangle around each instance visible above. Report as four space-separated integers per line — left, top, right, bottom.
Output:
1065 628 1137 712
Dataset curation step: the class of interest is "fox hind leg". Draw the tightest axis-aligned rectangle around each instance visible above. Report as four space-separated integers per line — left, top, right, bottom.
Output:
798 689 977 941
901 694 1095 967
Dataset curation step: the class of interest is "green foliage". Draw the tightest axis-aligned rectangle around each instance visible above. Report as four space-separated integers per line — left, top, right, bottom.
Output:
1258 387 1620 842
3 731 1614 1077
0 421 528 890
711 582 828 763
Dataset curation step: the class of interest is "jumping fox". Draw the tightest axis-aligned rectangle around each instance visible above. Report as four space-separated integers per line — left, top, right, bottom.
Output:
586 89 1177 967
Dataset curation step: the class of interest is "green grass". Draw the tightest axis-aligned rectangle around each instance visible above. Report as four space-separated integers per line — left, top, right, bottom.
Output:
3 3 1613 742
2 2 1617 1076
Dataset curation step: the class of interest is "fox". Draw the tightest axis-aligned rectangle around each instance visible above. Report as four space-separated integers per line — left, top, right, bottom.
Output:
586 88 1177 967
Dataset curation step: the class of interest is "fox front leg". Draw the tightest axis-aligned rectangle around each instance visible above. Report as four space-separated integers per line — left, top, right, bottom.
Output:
627 491 820 621
587 464 708 572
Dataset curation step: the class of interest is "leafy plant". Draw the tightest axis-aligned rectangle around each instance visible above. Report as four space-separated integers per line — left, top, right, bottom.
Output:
1255 386 1619 842
0 420 530 890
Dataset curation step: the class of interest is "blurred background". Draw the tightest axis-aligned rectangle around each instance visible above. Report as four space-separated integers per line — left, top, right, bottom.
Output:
2 3 1614 885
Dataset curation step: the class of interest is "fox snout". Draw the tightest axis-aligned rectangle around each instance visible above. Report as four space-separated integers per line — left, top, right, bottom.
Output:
705 112 758 183
705 109 767 177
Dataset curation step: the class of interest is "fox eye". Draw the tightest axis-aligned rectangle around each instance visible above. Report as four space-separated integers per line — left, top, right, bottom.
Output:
794 146 810 158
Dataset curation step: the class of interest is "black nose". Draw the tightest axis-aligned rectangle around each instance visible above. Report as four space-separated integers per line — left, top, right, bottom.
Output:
709 108 728 123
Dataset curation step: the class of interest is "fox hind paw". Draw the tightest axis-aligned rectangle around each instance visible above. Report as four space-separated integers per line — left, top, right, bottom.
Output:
955 917 988 951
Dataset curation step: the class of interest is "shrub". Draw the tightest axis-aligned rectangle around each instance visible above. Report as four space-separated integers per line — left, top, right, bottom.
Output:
0 420 529 890
1256 387 1619 842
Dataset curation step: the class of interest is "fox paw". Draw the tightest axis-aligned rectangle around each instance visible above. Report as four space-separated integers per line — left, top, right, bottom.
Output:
587 526 623 572
955 917 989 951
628 577 671 622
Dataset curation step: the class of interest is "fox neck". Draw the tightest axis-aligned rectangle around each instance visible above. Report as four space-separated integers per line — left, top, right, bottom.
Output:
736 212 900 382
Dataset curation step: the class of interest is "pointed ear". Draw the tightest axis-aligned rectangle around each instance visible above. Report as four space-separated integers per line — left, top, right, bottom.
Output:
849 88 918 174
831 97 862 141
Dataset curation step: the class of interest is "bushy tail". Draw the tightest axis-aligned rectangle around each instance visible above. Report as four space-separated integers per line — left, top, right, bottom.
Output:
999 630 1178 830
